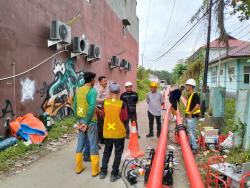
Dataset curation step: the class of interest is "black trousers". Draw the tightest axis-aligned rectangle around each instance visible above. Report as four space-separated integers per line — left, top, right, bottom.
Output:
148 111 161 136
97 114 105 144
124 112 139 137
101 138 125 176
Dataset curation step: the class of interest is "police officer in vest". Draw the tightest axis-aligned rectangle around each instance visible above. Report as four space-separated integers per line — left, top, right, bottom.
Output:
185 79 201 154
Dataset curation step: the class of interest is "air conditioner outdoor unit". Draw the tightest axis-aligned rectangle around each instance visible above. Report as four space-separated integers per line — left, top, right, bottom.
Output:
127 62 132 71
48 20 71 49
87 44 101 62
109 56 119 69
119 59 127 70
124 61 131 72
71 36 89 57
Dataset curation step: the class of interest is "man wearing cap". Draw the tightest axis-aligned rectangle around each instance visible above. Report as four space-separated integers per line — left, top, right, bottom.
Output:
185 79 201 154
146 81 164 138
120 81 140 139
100 83 128 182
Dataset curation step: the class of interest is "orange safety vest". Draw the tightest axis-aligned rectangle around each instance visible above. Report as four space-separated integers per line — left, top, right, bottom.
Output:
103 98 126 139
185 92 201 115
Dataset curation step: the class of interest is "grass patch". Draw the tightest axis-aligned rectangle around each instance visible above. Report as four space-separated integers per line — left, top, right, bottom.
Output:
222 97 236 134
0 142 41 172
226 148 250 164
46 116 76 141
0 116 76 173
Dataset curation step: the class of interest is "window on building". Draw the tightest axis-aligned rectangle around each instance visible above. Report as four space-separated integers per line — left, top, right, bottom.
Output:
220 69 223 75
228 66 235 82
122 19 131 37
244 66 250 84
212 69 217 83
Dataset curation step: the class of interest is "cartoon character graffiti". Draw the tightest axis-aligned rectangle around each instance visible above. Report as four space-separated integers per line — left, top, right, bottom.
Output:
42 58 84 119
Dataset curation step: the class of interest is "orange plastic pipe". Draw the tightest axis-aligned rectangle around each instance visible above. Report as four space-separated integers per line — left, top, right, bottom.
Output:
176 109 205 188
180 95 187 107
146 105 172 188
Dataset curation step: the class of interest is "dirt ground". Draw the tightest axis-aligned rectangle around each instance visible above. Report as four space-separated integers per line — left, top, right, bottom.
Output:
0 101 189 188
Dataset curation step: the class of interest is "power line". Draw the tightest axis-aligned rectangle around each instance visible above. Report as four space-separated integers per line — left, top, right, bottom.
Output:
231 23 250 37
152 16 204 62
159 0 177 50
142 0 152 53
141 0 152 67
152 0 220 62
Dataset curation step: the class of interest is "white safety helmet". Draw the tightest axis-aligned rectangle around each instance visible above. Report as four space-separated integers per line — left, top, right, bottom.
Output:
185 79 196 87
125 81 133 87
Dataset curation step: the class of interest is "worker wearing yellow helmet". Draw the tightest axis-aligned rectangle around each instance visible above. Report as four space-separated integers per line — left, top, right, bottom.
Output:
150 81 158 88
185 79 201 154
146 81 164 138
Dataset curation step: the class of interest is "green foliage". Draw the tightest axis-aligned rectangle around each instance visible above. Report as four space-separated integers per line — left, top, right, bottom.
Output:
46 116 76 141
137 66 149 80
229 0 250 21
226 148 250 164
149 70 173 84
0 116 76 172
137 66 151 101
172 63 188 83
172 56 204 92
0 142 41 172
222 98 236 134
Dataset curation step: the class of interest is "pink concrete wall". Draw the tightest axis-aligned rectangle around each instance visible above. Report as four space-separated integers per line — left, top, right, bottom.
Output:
0 0 138 135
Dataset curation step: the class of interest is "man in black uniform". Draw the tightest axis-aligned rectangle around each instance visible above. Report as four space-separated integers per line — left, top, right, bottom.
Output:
120 82 140 139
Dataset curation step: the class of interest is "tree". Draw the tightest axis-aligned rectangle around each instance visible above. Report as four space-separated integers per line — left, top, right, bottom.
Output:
229 0 250 21
172 63 187 83
149 70 173 84
191 0 228 45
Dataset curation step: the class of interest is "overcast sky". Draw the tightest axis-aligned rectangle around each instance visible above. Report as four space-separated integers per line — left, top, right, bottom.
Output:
136 0 250 72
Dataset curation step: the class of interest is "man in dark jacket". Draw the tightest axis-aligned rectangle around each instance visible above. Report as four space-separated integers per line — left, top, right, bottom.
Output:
120 82 140 139
169 85 185 111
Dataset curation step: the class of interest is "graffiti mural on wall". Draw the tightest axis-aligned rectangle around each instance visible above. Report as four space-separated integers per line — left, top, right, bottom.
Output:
42 58 84 119
38 82 48 97
0 100 15 118
21 78 35 102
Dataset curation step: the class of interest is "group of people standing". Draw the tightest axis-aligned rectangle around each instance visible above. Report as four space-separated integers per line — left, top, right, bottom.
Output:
73 71 201 182
73 72 142 182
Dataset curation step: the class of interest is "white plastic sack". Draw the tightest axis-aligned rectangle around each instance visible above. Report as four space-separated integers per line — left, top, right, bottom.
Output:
220 131 233 149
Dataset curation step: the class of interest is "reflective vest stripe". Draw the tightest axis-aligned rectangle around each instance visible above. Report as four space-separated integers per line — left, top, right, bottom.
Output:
185 92 201 115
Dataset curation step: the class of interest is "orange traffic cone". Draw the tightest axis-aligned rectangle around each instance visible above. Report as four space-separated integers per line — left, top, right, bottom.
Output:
128 121 144 158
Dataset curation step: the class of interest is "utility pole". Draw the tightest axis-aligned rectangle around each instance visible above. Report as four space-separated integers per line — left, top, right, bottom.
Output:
201 0 213 116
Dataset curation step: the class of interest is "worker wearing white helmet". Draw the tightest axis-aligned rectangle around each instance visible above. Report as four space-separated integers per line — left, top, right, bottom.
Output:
120 81 140 139
185 79 201 154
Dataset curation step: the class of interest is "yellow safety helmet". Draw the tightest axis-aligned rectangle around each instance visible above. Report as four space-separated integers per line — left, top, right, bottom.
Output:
150 81 158 87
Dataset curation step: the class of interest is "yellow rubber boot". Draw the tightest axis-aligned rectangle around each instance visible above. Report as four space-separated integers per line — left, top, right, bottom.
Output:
75 153 85 174
90 155 100 177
